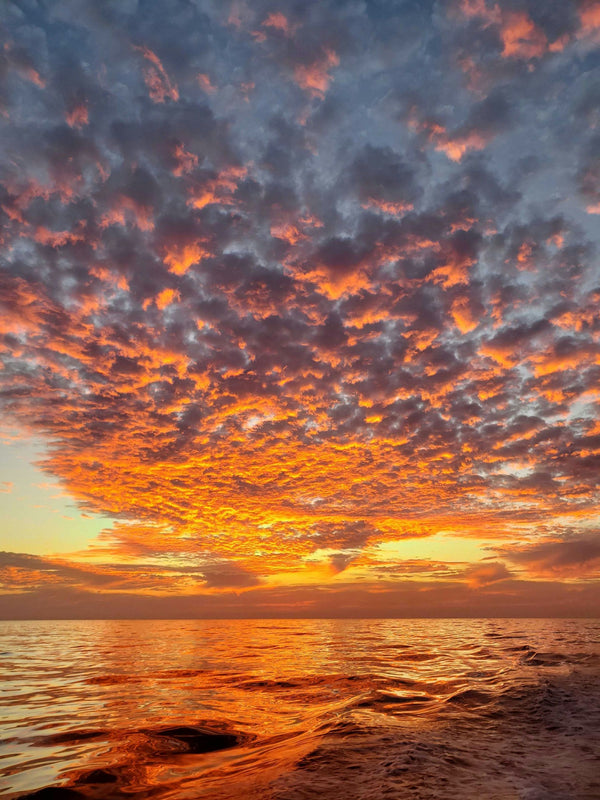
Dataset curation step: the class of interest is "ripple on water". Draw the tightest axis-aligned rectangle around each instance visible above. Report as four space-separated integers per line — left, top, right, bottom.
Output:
1 619 599 800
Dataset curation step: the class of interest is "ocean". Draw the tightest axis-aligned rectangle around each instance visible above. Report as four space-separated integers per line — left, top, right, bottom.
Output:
1 619 599 799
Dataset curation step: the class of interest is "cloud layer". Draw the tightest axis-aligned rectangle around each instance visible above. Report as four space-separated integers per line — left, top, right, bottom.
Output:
0 0 599 615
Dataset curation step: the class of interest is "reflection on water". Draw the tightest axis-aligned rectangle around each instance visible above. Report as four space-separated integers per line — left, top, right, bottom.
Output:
1 619 599 799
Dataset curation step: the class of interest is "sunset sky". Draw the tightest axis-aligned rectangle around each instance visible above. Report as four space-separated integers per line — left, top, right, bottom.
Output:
1 0 599 618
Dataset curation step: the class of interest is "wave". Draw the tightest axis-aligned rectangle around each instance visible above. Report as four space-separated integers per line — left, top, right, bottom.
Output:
3 619 599 800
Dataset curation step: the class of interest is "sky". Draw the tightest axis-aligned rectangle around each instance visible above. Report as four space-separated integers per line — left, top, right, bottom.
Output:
0 0 599 618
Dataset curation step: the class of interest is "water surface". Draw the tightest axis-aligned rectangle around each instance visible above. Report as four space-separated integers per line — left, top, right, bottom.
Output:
1 619 599 799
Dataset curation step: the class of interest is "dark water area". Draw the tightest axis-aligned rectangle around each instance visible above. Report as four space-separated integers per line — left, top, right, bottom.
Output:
1 619 599 799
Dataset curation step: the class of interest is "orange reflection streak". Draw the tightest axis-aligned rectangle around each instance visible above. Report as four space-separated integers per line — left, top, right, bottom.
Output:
39 621 464 798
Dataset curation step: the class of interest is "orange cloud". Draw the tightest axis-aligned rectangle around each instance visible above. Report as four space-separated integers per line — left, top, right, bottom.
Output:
361 199 414 215
263 12 293 36
188 165 247 209
100 195 154 231
454 2 551 60
65 103 89 128
24 67 45 88
464 561 512 588
456 0 500 22
33 227 86 248
135 46 179 103
500 12 548 59
429 253 475 288
228 1 244 29
434 130 489 161
409 114 493 161
270 221 307 245
451 294 480 333
163 243 208 275
172 143 199 177
293 49 339 99
154 288 180 310
579 1 600 37
196 73 216 93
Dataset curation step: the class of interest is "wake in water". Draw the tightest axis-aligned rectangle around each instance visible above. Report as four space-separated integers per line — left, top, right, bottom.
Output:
1 619 599 799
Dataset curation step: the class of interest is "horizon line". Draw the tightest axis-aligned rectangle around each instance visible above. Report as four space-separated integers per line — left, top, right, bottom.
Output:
2 615 598 622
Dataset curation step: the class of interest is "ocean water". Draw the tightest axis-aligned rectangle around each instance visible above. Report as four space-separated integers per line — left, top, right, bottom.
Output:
1 619 599 800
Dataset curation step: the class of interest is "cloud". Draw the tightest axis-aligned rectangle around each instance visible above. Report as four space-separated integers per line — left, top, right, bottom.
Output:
500 12 548 59
0 551 118 588
498 535 600 578
2 575 599 619
0 551 262 592
464 561 513 587
577 135 600 214
293 48 339 99
451 0 575 60
349 144 419 212
134 46 179 104
578 1 600 37
200 558 262 588
0 0 598 615
262 12 294 38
